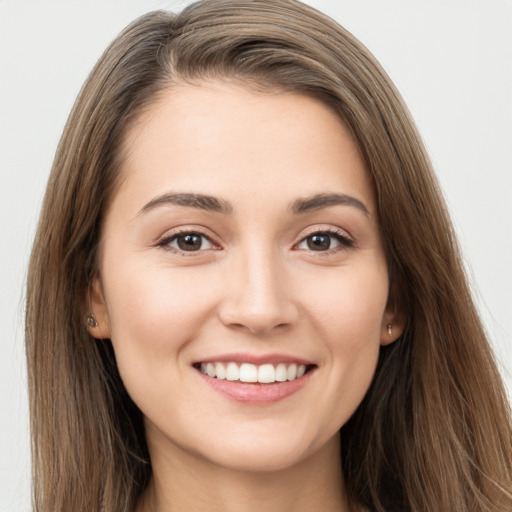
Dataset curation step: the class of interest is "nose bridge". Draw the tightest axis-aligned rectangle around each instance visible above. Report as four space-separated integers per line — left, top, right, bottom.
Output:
219 240 297 334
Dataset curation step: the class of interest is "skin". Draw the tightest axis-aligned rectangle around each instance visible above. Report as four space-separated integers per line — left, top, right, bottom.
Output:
89 82 404 512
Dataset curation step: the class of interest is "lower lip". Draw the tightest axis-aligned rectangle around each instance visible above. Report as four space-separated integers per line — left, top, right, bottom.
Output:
196 369 314 404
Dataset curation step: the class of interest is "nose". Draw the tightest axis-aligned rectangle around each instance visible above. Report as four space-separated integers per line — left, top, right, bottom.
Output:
217 248 299 335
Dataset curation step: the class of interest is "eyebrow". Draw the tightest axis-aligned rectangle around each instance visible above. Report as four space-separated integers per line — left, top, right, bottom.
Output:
290 193 369 215
137 191 369 217
138 192 234 216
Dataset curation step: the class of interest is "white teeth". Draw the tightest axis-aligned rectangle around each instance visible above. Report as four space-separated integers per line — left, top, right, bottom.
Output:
240 363 258 383
225 362 240 381
206 363 216 378
215 362 226 380
199 361 310 383
287 363 297 380
275 363 288 382
258 364 275 383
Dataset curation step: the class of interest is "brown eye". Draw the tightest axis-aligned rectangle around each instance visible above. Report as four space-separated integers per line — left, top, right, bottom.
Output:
164 232 214 252
307 234 332 251
296 230 353 252
177 234 203 251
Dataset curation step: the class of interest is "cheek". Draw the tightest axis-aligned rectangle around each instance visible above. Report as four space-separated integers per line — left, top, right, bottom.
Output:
102 259 219 381
308 259 388 341
304 260 388 414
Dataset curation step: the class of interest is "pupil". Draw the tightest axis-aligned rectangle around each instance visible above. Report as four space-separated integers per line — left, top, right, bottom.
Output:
308 234 330 251
178 234 202 251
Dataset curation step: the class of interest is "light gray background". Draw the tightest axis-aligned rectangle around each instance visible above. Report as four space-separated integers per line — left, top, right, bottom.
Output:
1 1 511 510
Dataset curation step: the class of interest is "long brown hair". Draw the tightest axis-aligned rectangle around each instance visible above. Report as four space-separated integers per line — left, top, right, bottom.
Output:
26 1 512 510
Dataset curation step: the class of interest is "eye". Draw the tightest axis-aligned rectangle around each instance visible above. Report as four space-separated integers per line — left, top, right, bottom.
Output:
161 232 215 252
296 230 353 252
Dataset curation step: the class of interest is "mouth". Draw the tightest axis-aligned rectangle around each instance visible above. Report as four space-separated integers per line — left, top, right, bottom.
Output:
192 354 317 403
194 361 316 384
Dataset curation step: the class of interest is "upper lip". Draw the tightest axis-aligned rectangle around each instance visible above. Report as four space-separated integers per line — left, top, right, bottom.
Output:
193 352 315 366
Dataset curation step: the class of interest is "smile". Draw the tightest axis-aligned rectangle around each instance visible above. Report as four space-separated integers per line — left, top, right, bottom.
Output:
193 354 317 403
199 362 308 383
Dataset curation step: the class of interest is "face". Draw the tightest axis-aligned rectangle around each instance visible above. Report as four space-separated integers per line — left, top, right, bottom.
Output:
89 82 403 473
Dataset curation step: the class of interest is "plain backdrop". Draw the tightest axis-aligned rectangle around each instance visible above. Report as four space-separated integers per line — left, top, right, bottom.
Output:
1 1 511 510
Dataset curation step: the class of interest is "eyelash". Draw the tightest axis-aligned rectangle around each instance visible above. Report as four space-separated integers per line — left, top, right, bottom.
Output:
156 227 354 255
294 228 354 255
156 229 219 256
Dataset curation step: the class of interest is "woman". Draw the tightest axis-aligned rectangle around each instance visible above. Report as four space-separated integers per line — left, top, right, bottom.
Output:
25 0 512 511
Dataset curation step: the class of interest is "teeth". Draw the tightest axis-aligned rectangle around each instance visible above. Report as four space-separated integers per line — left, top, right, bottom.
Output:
240 363 258 382
199 362 308 383
226 362 240 381
206 363 216 378
258 364 275 383
275 363 288 382
215 362 226 380
287 363 297 380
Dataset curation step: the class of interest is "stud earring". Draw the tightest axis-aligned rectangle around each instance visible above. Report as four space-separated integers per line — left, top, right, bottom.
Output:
86 314 98 327
387 324 392 336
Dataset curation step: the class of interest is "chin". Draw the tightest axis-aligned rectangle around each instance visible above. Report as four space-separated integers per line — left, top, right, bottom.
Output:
208 444 310 473
177 423 338 474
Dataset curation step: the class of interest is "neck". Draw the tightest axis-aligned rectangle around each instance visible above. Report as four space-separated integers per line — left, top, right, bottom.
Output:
137 432 350 512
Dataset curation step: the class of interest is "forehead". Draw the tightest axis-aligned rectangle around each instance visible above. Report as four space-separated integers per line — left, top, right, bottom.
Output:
114 81 375 216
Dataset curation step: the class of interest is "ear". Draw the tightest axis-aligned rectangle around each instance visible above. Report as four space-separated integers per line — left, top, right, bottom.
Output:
86 275 111 339
380 286 406 346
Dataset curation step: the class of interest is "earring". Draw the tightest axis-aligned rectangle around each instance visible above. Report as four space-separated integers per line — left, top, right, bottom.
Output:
86 314 98 327
387 324 392 336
